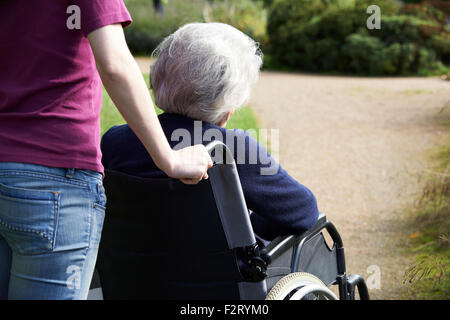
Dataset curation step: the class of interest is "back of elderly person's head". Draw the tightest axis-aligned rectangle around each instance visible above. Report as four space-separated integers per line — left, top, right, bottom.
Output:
150 22 263 125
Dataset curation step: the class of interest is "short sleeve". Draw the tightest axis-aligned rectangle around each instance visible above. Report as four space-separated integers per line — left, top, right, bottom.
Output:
74 0 132 37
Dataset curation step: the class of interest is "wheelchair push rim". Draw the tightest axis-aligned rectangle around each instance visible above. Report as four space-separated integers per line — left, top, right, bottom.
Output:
265 272 338 300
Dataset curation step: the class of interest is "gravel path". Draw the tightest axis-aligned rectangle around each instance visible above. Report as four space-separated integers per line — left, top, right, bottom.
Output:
249 72 449 299
136 58 449 299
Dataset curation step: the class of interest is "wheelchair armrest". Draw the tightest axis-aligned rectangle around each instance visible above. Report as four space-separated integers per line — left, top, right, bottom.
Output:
265 213 343 263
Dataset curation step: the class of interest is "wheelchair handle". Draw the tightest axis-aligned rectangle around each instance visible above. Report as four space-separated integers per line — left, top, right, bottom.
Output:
205 141 235 165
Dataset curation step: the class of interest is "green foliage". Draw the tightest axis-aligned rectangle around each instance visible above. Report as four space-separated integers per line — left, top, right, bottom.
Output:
266 0 450 75
401 1 448 26
404 253 450 299
123 0 205 56
205 0 267 44
404 139 450 299
341 32 384 74
123 0 267 56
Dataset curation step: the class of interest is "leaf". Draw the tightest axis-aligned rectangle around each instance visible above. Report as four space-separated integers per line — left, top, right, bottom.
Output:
410 231 422 239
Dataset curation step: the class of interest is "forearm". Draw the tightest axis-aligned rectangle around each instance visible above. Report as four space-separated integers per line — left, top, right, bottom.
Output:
88 24 212 183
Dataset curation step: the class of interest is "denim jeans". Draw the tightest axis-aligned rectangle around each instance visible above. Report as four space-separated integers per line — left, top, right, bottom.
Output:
0 162 106 300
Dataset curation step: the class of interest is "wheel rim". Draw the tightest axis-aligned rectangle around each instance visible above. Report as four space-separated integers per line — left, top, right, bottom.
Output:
266 272 339 300
289 284 338 300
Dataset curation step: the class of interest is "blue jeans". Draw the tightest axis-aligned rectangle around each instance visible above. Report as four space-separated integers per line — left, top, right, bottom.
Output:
0 162 106 300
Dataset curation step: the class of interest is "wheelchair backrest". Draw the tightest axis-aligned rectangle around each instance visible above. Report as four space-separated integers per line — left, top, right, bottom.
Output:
95 143 267 300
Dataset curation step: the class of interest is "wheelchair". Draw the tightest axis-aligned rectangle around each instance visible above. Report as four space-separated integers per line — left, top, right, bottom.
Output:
88 141 369 300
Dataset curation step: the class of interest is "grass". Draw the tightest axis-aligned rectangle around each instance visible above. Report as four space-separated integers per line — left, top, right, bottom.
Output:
403 115 450 299
100 73 260 135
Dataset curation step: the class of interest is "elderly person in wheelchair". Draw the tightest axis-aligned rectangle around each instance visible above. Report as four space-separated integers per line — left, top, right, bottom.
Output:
94 22 369 300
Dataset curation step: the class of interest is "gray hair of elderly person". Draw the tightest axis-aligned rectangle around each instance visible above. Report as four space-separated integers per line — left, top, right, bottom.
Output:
150 22 263 125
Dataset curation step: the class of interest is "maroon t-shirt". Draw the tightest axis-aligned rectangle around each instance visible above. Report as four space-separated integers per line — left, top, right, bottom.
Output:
0 0 132 174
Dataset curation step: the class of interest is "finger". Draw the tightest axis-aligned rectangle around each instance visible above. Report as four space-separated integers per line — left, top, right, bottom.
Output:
182 171 203 185
195 171 205 183
207 154 213 168
200 145 213 168
180 178 195 185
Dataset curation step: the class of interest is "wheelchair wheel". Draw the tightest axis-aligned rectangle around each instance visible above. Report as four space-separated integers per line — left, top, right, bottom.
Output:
265 272 338 300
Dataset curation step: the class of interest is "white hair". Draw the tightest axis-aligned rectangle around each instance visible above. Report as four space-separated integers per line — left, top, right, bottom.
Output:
150 22 263 125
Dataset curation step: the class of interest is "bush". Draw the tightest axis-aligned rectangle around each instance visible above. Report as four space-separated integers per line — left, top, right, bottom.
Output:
124 0 205 56
341 32 384 74
204 0 267 44
266 0 449 75
123 0 267 56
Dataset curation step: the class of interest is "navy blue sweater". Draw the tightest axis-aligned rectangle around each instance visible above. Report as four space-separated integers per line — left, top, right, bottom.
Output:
101 113 319 241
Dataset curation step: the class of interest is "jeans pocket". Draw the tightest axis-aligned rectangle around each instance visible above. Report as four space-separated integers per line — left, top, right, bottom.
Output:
93 183 106 211
0 182 60 255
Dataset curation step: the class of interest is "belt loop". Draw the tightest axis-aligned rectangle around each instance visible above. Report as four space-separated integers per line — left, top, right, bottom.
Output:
66 168 75 179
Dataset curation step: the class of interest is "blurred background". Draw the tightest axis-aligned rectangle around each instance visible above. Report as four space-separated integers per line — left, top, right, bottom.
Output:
123 0 449 76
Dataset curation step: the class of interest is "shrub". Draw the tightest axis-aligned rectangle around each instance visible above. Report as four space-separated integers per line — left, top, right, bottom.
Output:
381 42 418 75
341 32 384 74
124 0 205 56
204 0 267 44
266 0 449 75
431 32 450 63
123 0 267 56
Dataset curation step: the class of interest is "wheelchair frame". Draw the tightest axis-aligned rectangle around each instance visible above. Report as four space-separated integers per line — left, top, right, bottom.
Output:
205 141 370 300
263 214 370 300
89 141 369 300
